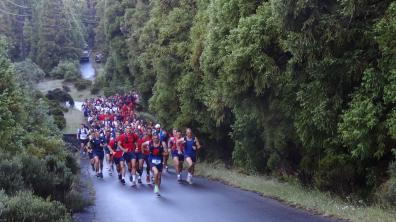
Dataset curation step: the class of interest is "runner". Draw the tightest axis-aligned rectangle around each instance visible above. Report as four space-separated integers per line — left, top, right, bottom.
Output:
180 128 201 184
90 130 106 178
87 131 95 171
118 125 139 186
169 128 184 182
77 124 89 158
139 128 153 184
143 134 164 196
132 127 144 184
104 129 114 175
109 131 126 184
155 124 170 172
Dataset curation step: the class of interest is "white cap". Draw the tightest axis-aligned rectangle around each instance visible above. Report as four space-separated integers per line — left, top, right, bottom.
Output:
155 124 161 129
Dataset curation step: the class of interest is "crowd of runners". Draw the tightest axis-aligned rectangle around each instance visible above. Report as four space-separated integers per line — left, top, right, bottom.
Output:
76 91 201 196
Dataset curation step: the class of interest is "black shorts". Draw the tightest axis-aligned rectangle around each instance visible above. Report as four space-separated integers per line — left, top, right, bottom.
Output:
80 139 89 145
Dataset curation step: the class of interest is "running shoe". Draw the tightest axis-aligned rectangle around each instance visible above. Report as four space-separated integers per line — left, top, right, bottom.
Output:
129 175 133 182
187 174 193 184
99 172 103 178
131 181 137 187
154 185 159 196
118 174 122 180
146 175 150 184
138 176 142 184
177 174 181 182
121 178 126 184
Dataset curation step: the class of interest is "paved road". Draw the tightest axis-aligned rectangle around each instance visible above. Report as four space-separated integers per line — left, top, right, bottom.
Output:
75 159 339 222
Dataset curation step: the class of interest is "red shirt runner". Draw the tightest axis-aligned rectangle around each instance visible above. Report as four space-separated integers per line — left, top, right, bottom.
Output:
139 136 152 155
119 132 138 152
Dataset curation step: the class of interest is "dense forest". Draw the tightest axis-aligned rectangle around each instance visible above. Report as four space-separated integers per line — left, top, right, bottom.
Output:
94 0 396 205
0 0 92 221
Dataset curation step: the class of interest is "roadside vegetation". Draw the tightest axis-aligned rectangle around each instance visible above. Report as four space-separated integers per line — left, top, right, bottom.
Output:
196 162 396 222
94 0 396 219
0 0 95 220
0 38 89 221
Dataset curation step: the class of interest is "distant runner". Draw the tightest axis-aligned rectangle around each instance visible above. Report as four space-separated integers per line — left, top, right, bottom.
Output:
109 131 126 184
169 129 184 182
143 134 164 196
77 124 89 158
180 128 201 184
90 131 106 178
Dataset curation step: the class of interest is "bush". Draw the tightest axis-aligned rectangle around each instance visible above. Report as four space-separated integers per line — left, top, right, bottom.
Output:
14 59 46 83
0 159 24 195
50 60 80 81
46 88 74 106
74 79 91 90
90 82 101 94
20 155 73 203
62 85 71 92
53 114 66 130
377 162 396 207
64 189 90 212
0 191 71 222
314 155 356 195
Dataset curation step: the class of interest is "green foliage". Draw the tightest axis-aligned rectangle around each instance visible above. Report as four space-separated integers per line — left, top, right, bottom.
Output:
0 37 86 218
46 88 74 106
14 59 45 83
74 79 92 91
93 0 396 202
0 191 71 222
0 159 24 195
50 60 80 81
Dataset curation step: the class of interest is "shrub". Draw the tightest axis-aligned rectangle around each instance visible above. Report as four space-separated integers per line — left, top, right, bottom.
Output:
90 82 101 94
64 189 90 212
0 159 24 195
62 85 71 92
50 60 79 81
314 155 356 195
377 162 396 207
53 114 66 130
13 59 46 83
74 79 91 91
0 191 71 222
46 88 74 106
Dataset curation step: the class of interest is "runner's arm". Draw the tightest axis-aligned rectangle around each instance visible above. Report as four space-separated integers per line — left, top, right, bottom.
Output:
117 140 128 152
161 141 168 150
195 137 202 149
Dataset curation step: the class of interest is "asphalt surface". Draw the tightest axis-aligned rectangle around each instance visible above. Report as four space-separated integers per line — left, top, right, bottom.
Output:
73 159 340 222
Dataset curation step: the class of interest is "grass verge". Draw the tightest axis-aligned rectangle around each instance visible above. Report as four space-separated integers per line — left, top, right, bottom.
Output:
195 162 396 222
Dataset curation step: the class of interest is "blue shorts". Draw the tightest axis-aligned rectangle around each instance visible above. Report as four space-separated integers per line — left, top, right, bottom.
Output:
94 150 104 160
149 159 163 172
133 152 143 160
113 156 125 165
123 152 133 162
172 151 184 161
184 153 196 163
88 151 94 159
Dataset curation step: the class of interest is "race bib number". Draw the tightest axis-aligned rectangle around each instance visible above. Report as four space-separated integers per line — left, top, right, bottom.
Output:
151 159 161 165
